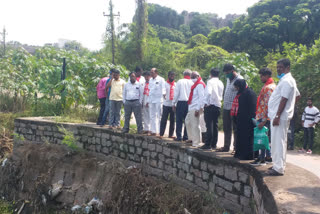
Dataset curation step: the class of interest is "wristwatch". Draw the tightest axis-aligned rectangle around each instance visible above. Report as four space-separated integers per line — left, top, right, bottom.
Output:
275 115 280 119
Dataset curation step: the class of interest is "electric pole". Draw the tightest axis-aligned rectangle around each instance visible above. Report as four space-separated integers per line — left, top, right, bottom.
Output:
103 0 120 64
0 27 7 57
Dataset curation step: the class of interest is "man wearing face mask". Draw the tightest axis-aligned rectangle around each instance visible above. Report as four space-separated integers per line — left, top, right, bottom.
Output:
267 58 300 176
185 71 206 147
217 64 243 153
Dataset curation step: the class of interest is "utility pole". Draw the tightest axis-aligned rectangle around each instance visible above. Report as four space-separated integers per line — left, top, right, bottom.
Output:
103 0 120 64
0 27 7 57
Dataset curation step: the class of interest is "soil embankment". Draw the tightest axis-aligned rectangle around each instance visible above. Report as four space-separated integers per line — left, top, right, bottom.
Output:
0 143 223 214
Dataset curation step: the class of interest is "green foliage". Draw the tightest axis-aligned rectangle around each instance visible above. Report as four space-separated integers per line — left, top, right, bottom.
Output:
153 25 186 43
189 34 208 48
148 4 184 29
58 126 79 151
189 14 214 36
0 200 13 214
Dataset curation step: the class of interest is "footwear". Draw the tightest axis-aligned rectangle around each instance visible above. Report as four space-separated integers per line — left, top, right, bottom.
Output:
99 124 105 127
168 136 175 139
159 136 163 139
287 146 294 150
298 148 306 153
212 146 217 150
121 130 128 134
265 157 272 163
137 131 143 134
216 147 229 152
265 169 284 176
185 140 192 144
150 133 156 136
174 137 182 142
231 150 236 155
142 130 149 134
250 159 261 166
306 149 312 154
200 145 212 150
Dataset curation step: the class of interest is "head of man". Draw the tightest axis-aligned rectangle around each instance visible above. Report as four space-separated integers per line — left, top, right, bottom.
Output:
307 97 313 107
223 63 236 80
277 58 290 78
113 69 120 80
109 68 116 76
191 71 200 82
168 71 175 82
183 69 192 77
259 67 272 83
129 72 136 84
135 66 143 77
150 68 158 79
210 68 220 78
143 71 151 82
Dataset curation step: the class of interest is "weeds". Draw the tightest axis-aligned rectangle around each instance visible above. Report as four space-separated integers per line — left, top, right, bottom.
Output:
58 126 79 151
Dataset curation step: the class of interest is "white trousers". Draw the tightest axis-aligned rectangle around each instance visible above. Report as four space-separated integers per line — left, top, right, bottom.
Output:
271 119 290 174
142 105 150 131
186 110 202 147
149 103 161 134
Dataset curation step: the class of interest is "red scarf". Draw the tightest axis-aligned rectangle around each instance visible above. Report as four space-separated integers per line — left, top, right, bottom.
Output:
188 77 206 105
167 80 175 100
143 82 149 95
184 76 191 79
136 76 141 82
256 78 274 111
230 94 240 116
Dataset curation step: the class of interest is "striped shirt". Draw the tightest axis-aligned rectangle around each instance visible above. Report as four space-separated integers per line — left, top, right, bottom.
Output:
302 106 320 128
223 74 243 110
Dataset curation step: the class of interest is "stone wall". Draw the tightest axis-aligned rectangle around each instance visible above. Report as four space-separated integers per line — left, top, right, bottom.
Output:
14 118 278 214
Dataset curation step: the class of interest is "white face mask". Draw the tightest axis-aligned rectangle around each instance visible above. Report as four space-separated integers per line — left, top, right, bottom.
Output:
191 78 197 83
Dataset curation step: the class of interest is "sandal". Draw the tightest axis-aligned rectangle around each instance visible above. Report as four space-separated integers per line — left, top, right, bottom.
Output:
216 147 229 152
265 169 283 176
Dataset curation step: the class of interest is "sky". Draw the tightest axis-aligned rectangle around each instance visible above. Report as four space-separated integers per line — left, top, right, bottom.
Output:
0 0 259 51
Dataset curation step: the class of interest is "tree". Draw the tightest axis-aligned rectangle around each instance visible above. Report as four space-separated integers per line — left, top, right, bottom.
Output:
134 0 148 63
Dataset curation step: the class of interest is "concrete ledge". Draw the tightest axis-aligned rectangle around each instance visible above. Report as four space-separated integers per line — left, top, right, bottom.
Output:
13 117 281 214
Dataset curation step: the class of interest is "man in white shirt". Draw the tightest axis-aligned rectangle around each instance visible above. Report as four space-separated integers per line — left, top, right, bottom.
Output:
122 72 143 134
300 97 319 154
160 71 176 138
267 58 300 176
200 68 224 150
185 71 206 147
147 68 166 136
172 69 193 141
141 71 151 134
128 66 146 84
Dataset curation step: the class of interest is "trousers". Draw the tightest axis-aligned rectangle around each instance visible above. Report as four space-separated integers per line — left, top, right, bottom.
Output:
142 105 150 131
204 105 220 148
186 110 201 147
109 100 122 127
175 101 189 140
223 109 237 151
123 100 143 133
160 105 175 137
149 103 162 134
303 127 314 150
97 97 106 125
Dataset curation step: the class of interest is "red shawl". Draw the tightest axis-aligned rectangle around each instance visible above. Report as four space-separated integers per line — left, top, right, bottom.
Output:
143 82 149 96
167 80 175 100
230 94 241 116
136 76 141 82
188 77 206 105
184 76 191 79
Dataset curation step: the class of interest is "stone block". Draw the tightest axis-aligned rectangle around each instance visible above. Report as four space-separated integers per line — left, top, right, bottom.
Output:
244 185 252 198
115 136 124 143
20 123 26 128
88 145 95 152
216 165 224 176
156 145 163 153
150 159 158 168
224 191 239 203
192 158 200 168
151 152 157 159
190 167 202 178
182 163 190 172
142 141 148 149
163 147 171 156
158 161 164 169
101 139 108 147
218 198 242 213
44 131 53 136
217 177 233 192
31 124 37 130
202 171 209 181
178 170 186 179
111 135 116 142
136 148 142 155
178 152 184 162
200 162 208 171
224 167 238 181
36 130 43 136
242 206 253 214
129 146 135 154
95 144 101 152
95 137 101 144
38 126 45 130
186 173 194 182
234 182 242 192
171 150 178 159
165 164 174 173
102 147 109 155
143 151 150 157
128 154 135 161
184 154 192 165
209 182 215 193
240 196 250 207
120 152 126 159
195 177 209 190
94 132 101 138
81 135 88 143
86 130 93 137
148 143 156 151
238 171 249 184
216 186 225 196
119 144 128 152
135 139 142 147
101 133 110 139
44 126 52 131
165 158 174 166
158 154 165 162
128 138 134 145
134 155 141 163
106 141 112 147
212 175 218 184
113 150 119 157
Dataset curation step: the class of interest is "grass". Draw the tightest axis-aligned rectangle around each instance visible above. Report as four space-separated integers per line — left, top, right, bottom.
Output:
0 200 13 214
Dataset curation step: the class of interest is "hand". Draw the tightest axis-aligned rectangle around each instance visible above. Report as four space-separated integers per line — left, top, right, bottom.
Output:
172 106 176 112
146 103 149 108
309 123 315 127
163 95 166 100
195 111 199 117
273 117 280 126
204 104 208 108
301 121 304 127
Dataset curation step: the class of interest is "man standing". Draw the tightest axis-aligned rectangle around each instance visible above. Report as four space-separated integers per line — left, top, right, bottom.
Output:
106 69 125 129
122 72 143 134
96 75 109 125
217 64 243 152
200 68 224 150
129 66 146 84
251 68 276 165
147 68 166 136
101 69 114 127
300 98 319 154
267 58 300 176
160 71 176 139
172 69 193 141
141 71 151 134
185 71 205 147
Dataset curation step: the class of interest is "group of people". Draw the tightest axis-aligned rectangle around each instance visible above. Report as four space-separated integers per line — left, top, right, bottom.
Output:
96 58 318 176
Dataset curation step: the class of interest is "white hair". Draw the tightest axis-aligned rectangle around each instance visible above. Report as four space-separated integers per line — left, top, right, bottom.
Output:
183 69 192 76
